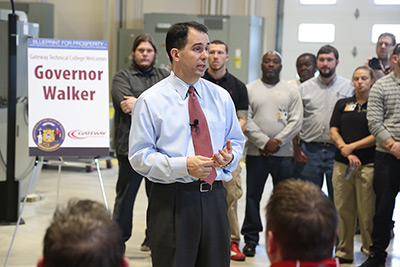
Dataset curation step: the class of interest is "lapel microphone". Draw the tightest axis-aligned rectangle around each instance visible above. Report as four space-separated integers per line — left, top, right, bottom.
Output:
190 119 199 127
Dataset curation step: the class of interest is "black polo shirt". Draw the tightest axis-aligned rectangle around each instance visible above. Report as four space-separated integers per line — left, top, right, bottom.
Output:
203 69 248 111
330 96 375 165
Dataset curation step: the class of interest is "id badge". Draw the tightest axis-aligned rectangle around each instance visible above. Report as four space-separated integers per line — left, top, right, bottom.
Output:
344 103 357 111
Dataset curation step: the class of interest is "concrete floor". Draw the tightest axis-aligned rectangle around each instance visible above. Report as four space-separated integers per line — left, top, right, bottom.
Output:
1 159 399 267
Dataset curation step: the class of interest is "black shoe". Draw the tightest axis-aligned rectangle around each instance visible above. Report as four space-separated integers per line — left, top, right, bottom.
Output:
336 257 353 264
359 252 385 267
243 242 257 257
140 237 150 252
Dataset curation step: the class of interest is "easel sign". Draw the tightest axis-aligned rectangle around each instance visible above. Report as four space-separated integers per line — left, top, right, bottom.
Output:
28 39 109 157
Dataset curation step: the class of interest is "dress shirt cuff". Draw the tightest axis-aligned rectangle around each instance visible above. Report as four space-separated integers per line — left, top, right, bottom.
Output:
221 154 234 169
169 156 189 177
222 151 241 173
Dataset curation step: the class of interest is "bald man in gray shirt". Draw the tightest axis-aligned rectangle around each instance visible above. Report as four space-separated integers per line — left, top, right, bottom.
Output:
241 51 303 257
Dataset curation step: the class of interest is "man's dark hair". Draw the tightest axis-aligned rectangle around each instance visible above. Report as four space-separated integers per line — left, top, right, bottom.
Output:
297 53 316 67
165 21 208 62
43 199 125 267
210 39 228 53
266 179 338 262
317 45 339 60
378 32 397 46
132 34 157 53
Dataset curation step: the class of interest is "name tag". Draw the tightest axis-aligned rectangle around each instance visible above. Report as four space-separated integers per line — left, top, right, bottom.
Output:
344 103 357 111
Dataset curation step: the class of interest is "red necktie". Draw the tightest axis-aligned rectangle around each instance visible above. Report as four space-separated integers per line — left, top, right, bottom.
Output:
188 86 216 184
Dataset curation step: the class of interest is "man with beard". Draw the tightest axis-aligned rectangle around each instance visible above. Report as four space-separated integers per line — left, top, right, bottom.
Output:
293 45 354 200
366 32 396 80
241 51 303 257
111 34 169 251
203 40 248 261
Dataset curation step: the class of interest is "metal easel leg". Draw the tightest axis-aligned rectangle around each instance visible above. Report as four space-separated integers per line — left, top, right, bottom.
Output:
4 157 40 267
94 158 109 211
56 157 63 207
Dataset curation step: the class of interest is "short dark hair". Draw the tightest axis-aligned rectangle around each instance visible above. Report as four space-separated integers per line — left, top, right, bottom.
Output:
132 34 157 53
266 179 338 261
297 53 316 67
378 32 397 46
317 45 339 60
165 21 208 62
43 199 124 267
210 39 228 53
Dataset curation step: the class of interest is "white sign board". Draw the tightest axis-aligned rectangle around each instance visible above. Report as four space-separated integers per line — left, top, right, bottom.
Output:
28 39 109 157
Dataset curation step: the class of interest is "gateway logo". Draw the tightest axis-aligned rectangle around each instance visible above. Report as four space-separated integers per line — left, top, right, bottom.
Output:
68 130 107 139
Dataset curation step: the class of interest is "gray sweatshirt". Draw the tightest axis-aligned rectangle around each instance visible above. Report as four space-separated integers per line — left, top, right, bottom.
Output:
245 79 303 157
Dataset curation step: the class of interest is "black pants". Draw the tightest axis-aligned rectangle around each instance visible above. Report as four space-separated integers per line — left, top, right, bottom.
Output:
112 154 151 242
241 155 293 244
148 181 230 267
370 151 400 257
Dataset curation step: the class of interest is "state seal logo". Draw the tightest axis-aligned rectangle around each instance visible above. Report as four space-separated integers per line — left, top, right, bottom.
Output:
32 118 65 152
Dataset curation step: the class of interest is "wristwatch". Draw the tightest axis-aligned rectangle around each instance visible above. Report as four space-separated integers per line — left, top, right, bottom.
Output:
221 154 234 169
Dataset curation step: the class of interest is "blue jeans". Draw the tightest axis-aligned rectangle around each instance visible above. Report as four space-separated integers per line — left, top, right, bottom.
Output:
293 142 335 200
241 155 294 244
370 151 400 257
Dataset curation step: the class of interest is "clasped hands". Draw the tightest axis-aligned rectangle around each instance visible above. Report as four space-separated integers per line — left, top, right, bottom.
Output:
338 143 354 158
338 143 362 168
187 140 233 180
259 138 282 157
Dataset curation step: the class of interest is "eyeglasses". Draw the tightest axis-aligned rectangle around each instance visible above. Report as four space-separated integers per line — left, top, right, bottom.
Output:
377 42 394 47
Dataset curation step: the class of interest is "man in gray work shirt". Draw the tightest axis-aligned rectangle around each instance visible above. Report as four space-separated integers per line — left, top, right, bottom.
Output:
293 45 353 200
111 34 169 250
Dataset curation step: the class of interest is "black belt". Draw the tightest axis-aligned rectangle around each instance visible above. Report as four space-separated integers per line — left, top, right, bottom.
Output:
162 180 222 192
310 142 333 147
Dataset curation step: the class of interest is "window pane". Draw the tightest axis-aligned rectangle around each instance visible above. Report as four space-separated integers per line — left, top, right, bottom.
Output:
374 0 400 4
300 0 337 4
298 24 335 43
371 24 400 43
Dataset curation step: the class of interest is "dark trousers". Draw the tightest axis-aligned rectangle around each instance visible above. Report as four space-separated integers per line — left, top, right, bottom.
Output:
148 181 230 267
370 151 400 257
112 154 151 242
294 142 335 200
241 155 294 244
